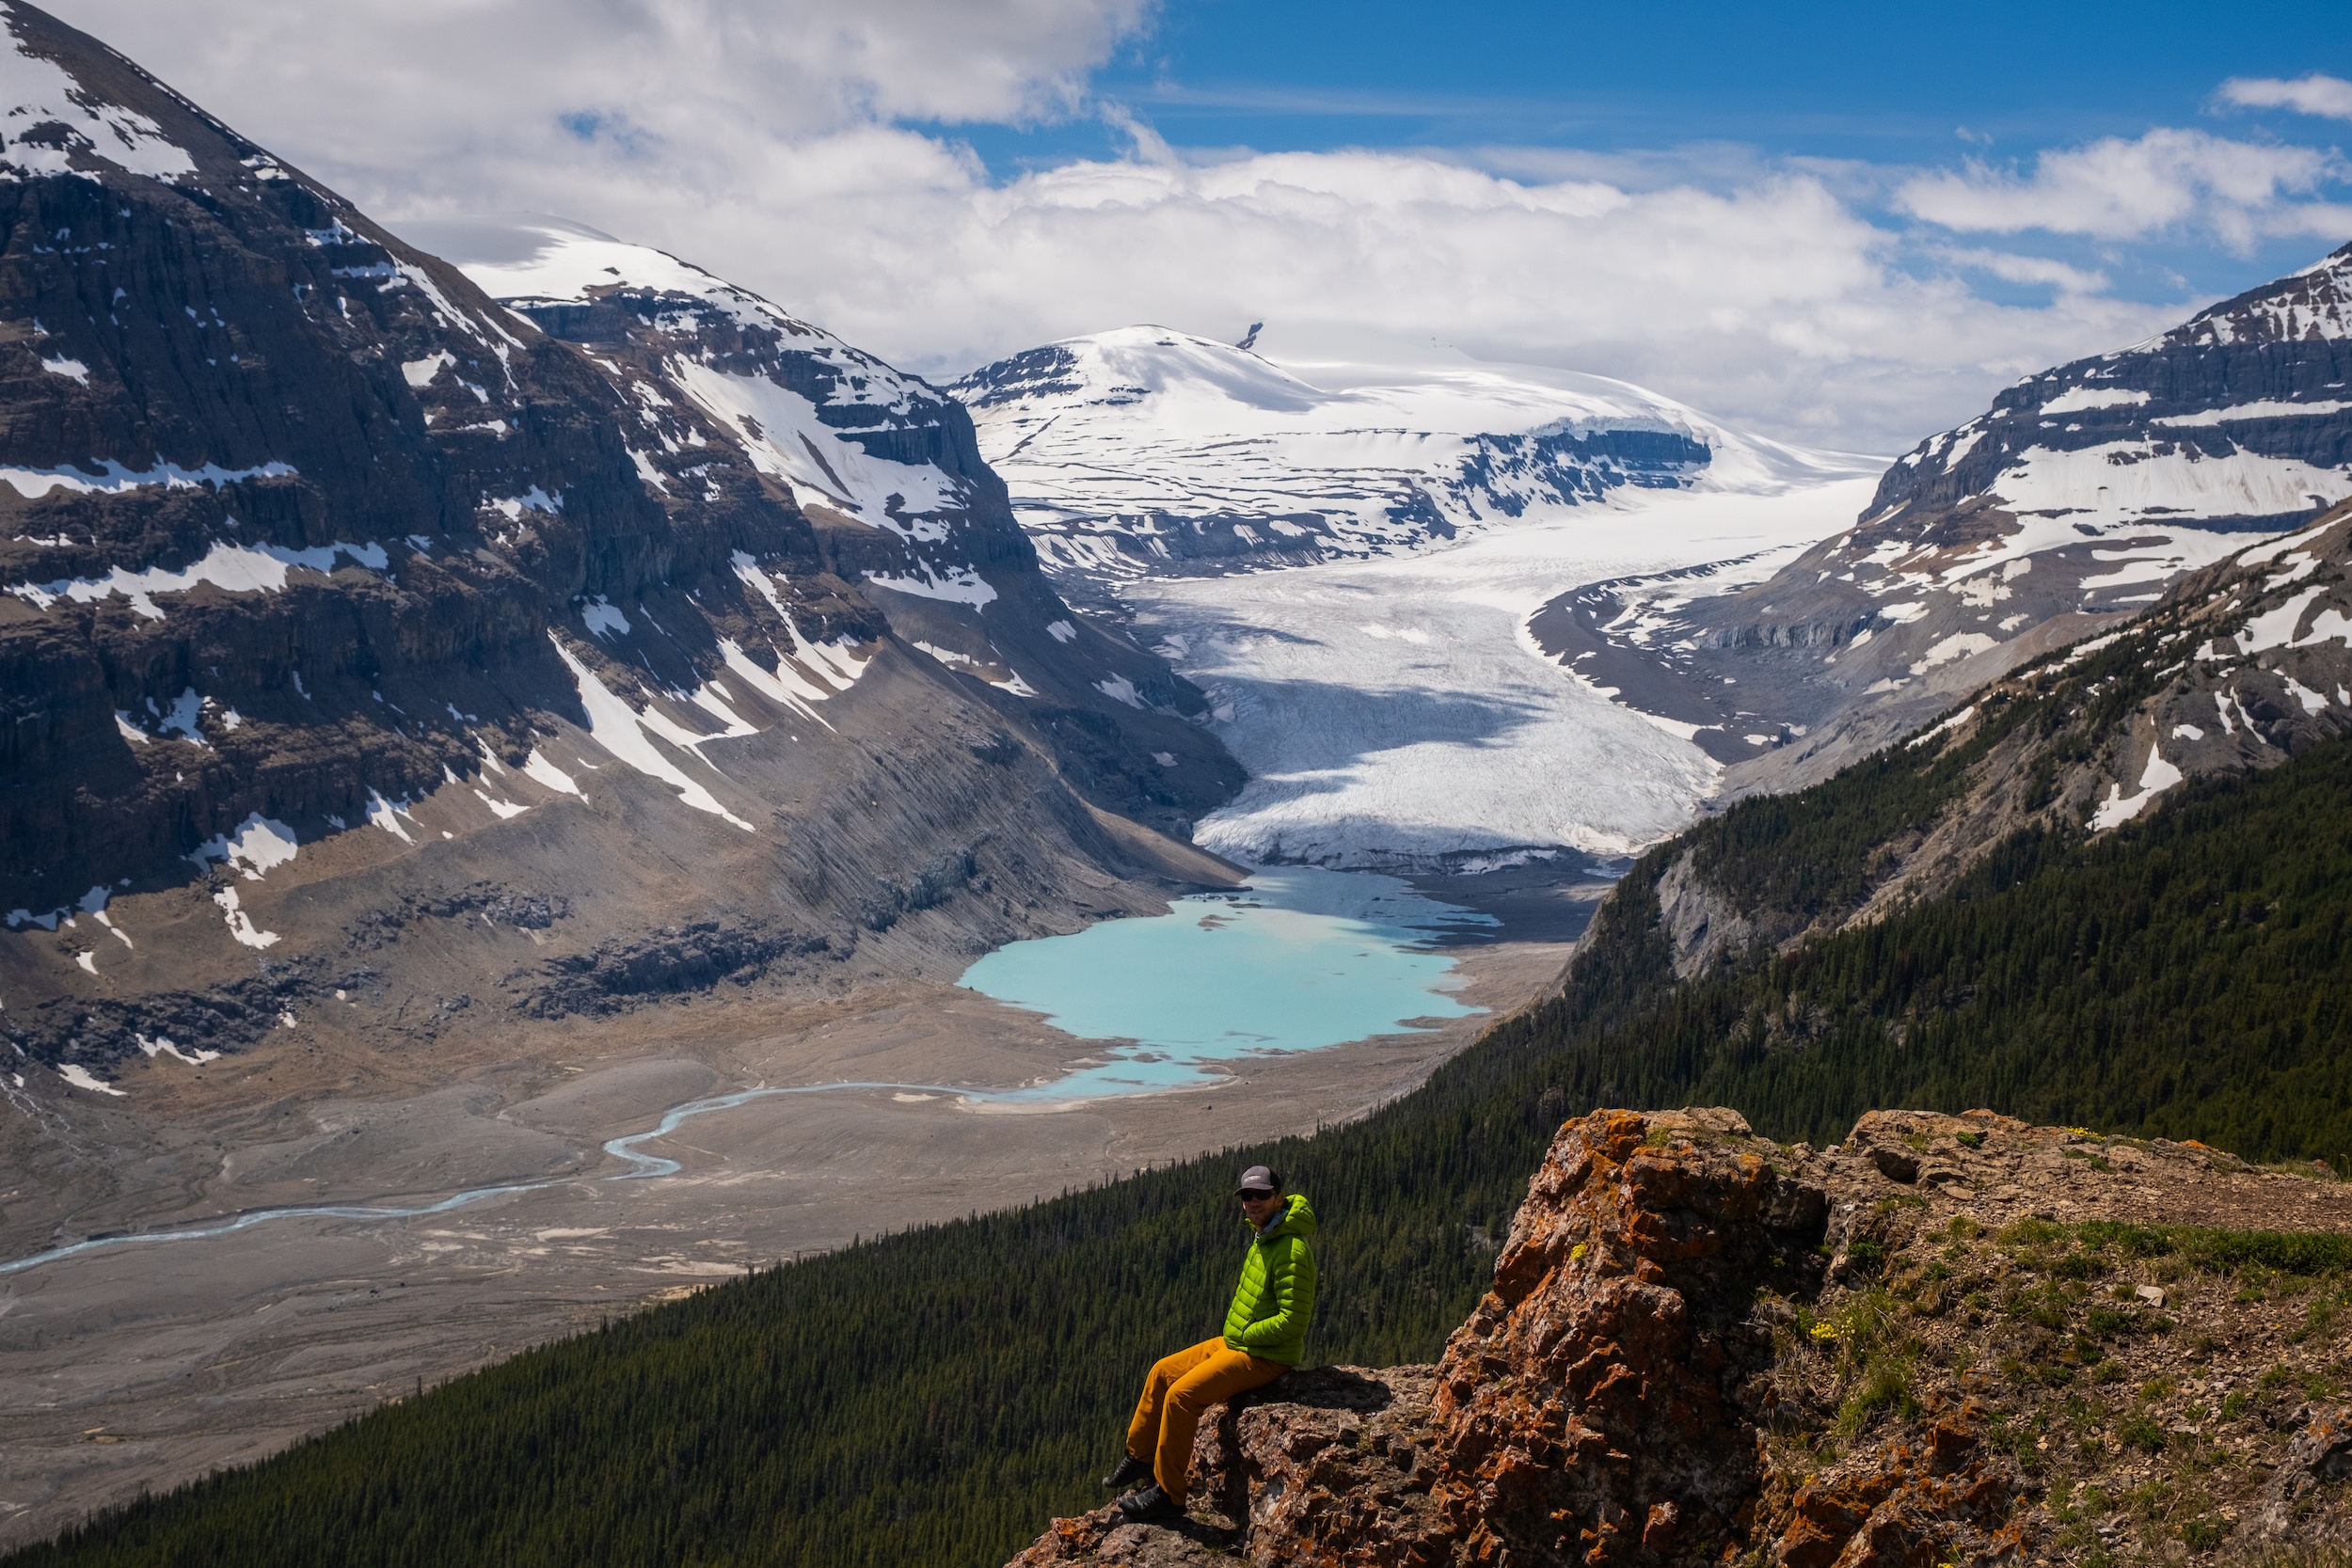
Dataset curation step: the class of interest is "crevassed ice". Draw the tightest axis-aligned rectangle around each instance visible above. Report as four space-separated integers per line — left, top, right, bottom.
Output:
8 536 385 619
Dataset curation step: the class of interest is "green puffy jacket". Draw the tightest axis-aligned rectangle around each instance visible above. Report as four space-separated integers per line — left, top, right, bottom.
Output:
1222 1193 1317 1366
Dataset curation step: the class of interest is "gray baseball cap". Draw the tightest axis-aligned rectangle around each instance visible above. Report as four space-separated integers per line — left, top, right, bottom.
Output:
1236 1165 1278 1195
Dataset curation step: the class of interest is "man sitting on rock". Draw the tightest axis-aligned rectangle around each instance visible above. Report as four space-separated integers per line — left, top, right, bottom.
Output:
1104 1164 1318 1524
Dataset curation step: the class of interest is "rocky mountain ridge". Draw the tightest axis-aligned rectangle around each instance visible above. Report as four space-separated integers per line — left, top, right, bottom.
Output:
1535 243 2352 796
0 2 1237 1096
1011 1106 2352 1567
1648 496 2352 978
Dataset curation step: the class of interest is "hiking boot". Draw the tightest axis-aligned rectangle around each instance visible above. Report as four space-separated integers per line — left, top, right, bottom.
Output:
1102 1455 1151 1491
1118 1483 1184 1523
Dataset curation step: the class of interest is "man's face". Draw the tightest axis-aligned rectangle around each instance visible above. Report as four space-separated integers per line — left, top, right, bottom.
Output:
1238 1188 1282 1225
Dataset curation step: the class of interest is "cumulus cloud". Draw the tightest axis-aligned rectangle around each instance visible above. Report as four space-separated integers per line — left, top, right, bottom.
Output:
409 144 2176 450
2220 73 2352 120
53 0 1152 147
30 2 2344 450
1895 129 2351 249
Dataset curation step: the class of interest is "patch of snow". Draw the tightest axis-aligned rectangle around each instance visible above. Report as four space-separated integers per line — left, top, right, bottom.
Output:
2171 723 2205 740
2282 673 2330 714
520 750 583 797
715 638 835 729
2090 743 2184 832
1909 632 1999 673
580 596 630 639
40 355 87 384
189 813 298 880
0 19 195 181
8 536 381 619
1046 619 1077 643
365 788 416 843
154 688 206 744
486 487 561 520
2155 398 2350 428
137 1033 219 1065
1942 425 1987 466
668 357 961 538
472 789 529 819
866 564 997 607
1907 705 1978 749
403 351 453 388
0 459 294 500
213 885 279 949
2039 387 2150 415
1989 442 2352 530
56 1063 124 1096
1095 673 1146 708
113 711 148 745
550 635 754 831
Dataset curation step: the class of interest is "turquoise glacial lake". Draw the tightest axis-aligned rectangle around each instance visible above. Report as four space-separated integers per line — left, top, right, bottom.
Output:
957 866 1496 1100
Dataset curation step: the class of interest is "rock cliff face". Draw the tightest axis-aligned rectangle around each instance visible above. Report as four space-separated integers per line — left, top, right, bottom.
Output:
1009 1107 2352 1567
1532 244 2352 791
0 6 1239 1085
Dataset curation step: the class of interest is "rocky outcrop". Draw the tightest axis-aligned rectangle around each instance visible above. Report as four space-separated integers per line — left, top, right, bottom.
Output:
1009 1107 2352 1566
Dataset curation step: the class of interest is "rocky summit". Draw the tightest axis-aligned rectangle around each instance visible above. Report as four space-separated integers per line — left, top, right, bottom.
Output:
1010 1107 2352 1567
0 5 1238 1089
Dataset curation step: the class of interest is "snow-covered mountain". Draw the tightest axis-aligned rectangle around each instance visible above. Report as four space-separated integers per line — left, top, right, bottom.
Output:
953 326 1867 609
0 0 1239 1097
1538 241 2352 798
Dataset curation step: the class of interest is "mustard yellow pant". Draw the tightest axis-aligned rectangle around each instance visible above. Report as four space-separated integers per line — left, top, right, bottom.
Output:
1124 1337 1287 1504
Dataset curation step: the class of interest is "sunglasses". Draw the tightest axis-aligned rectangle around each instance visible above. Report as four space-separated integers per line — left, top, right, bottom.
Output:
1237 1189 1276 1200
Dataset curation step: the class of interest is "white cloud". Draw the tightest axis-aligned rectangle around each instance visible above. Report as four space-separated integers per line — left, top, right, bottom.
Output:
1934 247 2109 293
2220 73 2352 120
34 5 2349 451
414 146 2176 451
1895 128 2350 249
51 0 1152 145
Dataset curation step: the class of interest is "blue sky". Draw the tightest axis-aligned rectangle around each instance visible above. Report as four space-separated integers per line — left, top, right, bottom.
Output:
946 0 2352 309
57 0 2352 448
